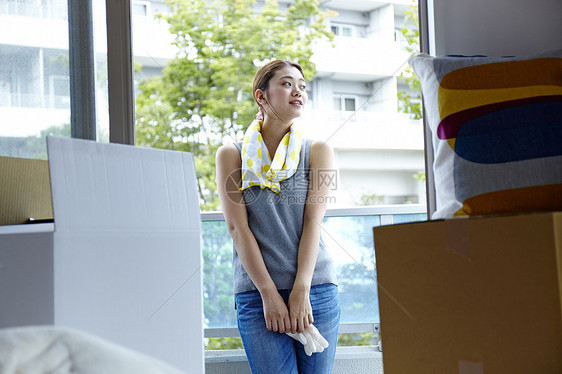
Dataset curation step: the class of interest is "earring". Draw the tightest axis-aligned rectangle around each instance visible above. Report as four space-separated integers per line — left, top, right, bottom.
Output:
256 107 264 121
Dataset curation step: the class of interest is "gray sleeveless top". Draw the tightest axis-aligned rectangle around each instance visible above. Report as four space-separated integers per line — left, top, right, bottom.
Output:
233 139 338 294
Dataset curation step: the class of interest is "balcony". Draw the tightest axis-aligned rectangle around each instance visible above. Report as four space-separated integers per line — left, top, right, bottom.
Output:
0 1 67 20
0 93 70 137
301 110 424 151
0 11 68 50
311 37 411 81
0 93 70 109
201 204 427 373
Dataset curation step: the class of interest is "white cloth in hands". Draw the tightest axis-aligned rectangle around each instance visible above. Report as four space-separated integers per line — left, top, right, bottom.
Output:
285 324 329 356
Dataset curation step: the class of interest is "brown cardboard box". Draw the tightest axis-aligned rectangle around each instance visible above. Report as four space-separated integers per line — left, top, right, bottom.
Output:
0 156 52 225
374 212 562 373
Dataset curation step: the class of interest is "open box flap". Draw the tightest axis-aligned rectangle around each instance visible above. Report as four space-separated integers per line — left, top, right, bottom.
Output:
46 136 200 233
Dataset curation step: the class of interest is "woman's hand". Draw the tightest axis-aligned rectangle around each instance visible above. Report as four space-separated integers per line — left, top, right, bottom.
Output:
261 288 291 333
288 285 313 333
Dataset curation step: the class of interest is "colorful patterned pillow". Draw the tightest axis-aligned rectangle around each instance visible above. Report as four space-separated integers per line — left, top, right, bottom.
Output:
409 49 562 218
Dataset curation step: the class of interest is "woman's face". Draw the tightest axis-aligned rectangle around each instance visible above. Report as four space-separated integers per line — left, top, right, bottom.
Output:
259 65 307 123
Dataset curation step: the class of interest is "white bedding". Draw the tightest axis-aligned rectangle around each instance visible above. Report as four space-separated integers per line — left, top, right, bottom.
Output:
0 326 187 374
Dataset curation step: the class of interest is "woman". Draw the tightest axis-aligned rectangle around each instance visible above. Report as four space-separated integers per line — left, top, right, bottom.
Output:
215 60 340 374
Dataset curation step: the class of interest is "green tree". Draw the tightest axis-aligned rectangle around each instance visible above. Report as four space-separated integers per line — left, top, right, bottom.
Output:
201 220 236 328
135 0 335 211
201 220 243 350
397 5 422 120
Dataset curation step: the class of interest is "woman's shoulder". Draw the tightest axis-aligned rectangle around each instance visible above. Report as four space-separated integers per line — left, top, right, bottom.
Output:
216 143 241 166
217 142 239 152
308 140 333 163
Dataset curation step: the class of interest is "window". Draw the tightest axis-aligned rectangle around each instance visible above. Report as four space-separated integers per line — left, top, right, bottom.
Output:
5 0 428 355
48 75 70 109
331 23 355 37
0 0 109 158
333 95 357 112
130 0 424 350
1 0 429 354
132 1 149 17
395 27 406 43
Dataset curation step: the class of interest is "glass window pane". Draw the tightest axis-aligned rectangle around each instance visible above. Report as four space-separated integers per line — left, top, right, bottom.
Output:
393 212 427 224
93 0 109 142
323 215 381 324
202 220 237 329
132 2 148 17
203 214 383 327
0 1 69 158
133 0 424 340
132 0 423 210
0 0 109 159
344 97 356 111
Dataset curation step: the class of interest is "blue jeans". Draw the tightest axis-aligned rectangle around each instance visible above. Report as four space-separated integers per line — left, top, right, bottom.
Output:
236 284 340 374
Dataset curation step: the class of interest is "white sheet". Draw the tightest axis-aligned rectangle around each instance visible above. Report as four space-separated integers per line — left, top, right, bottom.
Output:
0 326 187 374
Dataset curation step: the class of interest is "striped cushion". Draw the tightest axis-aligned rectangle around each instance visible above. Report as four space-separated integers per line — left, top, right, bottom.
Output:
410 49 562 218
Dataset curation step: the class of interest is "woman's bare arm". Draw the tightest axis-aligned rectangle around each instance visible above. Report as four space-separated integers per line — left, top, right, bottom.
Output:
288 140 335 333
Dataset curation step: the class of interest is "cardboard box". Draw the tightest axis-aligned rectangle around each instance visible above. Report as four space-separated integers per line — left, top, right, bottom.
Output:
0 137 203 372
374 212 562 373
0 156 52 225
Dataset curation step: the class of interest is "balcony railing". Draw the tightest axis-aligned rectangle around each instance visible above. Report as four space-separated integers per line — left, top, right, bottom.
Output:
312 37 411 80
301 110 424 150
201 204 427 340
0 93 70 109
0 1 67 20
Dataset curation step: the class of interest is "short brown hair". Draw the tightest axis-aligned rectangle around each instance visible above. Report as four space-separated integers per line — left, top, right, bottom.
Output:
252 60 305 106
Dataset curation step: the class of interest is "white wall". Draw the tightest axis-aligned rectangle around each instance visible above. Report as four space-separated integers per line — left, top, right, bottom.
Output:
367 4 395 42
429 0 562 56
337 170 422 205
370 77 398 112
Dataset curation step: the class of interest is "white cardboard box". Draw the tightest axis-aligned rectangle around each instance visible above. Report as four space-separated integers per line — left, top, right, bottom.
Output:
0 137 203 372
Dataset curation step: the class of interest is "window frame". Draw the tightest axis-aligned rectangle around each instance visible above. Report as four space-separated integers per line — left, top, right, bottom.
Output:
417 0 434 215
131 0 151 18
68 0 97 140
330 22 356 37
105 0 135 145
333 94 358 112
100 0 432 338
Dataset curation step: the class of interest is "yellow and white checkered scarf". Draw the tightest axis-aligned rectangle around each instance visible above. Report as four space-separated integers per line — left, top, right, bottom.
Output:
240 120 303 193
